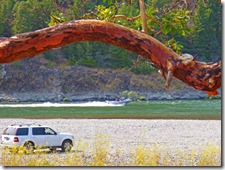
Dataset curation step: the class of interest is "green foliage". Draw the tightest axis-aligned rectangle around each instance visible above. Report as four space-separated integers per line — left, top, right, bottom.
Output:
0 0 17 37
138 96 146 101
161 9 191 37
79 56 97 68
127 91 137 100
11 60 22 68
131 61 155 75
62 41 134 69
120 90 129 98
63 97 69 102
104 45 133 69
43 51 55 61
48 13 65 27
189 0 221 61
165 38 184 54
120 90 137 100
95 5 116 21
94 1 192 56
62 43 83 65
12 0 50 34
144 5 191 53
0 0 221 71
78 42 97 67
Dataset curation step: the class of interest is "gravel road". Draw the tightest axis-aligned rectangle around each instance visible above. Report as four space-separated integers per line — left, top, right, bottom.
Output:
0 118 221 153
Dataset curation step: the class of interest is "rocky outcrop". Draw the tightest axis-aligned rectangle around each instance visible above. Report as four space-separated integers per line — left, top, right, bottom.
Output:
0 56 219 102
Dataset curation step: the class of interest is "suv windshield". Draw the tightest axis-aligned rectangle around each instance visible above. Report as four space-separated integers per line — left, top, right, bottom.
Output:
3 127 28 136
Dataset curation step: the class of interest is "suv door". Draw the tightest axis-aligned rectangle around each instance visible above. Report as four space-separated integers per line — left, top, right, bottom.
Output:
32 127 60 147
44 127 60 146
32 127 47 147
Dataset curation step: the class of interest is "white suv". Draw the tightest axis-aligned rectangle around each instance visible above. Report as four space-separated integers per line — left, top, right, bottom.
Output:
1 124 75 152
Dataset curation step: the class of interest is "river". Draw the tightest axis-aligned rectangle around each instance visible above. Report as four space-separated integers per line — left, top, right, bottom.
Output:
0 99 221 119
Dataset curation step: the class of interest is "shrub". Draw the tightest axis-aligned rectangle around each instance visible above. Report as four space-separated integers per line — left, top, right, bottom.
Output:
63 97 69 102
127 91 137 100
120 90 129 98
138 96 147 101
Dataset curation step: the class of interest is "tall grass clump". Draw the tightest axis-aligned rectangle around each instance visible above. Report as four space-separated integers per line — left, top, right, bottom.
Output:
1 136 221 166
91 134 110 166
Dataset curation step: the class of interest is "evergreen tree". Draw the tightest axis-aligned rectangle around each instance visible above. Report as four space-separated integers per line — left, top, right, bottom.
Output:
0 0 221 72
176 0 222 61
12 0 51 34
0 0 17 37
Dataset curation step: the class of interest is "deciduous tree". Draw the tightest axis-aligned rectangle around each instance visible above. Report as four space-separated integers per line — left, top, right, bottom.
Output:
0 20 221 96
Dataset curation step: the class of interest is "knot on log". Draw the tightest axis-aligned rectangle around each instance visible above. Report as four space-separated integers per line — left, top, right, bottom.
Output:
178 53 194 66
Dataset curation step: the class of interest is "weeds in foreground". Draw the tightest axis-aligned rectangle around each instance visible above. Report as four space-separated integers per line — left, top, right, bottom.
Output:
1 135 221 166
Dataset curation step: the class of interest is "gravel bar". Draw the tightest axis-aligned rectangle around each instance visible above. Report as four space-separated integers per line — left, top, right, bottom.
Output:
0 119 221 153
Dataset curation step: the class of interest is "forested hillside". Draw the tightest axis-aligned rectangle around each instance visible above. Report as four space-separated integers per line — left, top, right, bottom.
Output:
0 0 222 101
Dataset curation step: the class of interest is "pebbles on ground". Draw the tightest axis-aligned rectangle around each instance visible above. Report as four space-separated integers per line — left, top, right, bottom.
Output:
0 119 221 153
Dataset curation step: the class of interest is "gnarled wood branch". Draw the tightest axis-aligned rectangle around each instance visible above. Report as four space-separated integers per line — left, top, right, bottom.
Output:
0 20 221 95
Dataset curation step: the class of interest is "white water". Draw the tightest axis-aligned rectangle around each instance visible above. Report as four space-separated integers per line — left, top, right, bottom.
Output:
0 101 125 107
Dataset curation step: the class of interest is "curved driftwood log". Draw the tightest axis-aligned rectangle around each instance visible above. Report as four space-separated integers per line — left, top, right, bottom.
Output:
0 20 221 95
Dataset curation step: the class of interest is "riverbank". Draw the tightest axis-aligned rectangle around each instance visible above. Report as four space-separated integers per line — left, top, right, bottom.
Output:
0 119 221 166
0 89 213 103
1 57 221 103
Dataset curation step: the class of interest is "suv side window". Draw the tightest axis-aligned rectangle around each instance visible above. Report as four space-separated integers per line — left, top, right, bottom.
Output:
32 127 56 135
3 127 17 135
45 127 56 135
32 127 46 135
16 128 28 136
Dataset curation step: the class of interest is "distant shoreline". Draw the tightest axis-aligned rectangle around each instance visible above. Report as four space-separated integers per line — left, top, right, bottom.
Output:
0 97 221 104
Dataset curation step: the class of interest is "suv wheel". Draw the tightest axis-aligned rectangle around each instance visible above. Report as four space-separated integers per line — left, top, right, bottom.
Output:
24 141 34 154
61 140 72 152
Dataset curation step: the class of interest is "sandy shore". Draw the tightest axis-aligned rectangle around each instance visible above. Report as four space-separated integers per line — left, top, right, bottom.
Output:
0 119 221 153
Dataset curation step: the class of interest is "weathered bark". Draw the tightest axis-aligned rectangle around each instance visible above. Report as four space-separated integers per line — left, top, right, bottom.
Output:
0 20 221 95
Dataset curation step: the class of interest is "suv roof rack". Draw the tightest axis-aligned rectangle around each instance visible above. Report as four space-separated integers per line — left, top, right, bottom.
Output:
10 124 42 127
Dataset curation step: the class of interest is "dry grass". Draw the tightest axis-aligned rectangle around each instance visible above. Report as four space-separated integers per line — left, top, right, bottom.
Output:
1 134 221 166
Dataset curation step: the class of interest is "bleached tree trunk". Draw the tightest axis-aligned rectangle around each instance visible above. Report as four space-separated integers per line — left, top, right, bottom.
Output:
0 20 221 96
139 0 148 33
